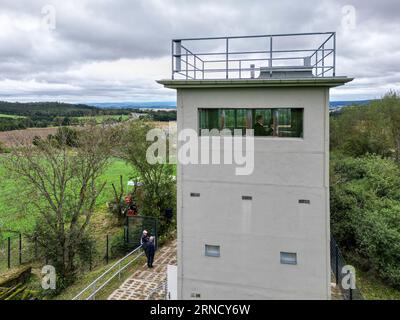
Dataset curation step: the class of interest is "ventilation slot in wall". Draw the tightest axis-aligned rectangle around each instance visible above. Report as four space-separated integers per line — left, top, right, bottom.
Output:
190 193 200 197
242 196 252 200
298 199 310 204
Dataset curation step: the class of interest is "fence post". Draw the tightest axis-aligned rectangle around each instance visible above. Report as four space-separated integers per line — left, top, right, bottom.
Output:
125 216 129 244
19 233 22 265
225 38 229 79
335 243 339 285
7 237 11 269
106 234 109 264
92 283 96 300
155 219 158 251
89 247 92 271
34 236 38 259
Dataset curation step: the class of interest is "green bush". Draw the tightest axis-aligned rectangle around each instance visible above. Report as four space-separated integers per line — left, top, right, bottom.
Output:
110 230 130 258
331 153 400 287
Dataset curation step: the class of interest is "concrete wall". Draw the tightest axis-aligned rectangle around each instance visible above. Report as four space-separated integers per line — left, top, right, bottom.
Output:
176 87 331 299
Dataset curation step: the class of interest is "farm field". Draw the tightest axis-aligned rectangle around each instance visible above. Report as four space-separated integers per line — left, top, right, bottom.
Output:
0 127 58 147
75 114 130 124
0 156 134 238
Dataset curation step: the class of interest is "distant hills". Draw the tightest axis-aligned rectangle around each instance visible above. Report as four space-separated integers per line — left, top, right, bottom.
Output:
0 99 376 114
0 101 177 132
0 101 99 116
87 101 177 109
87 99 375 110
329 99 374 110
0 99 375 132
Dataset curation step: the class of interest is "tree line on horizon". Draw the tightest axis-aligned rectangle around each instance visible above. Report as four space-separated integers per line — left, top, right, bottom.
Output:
0 101 177 132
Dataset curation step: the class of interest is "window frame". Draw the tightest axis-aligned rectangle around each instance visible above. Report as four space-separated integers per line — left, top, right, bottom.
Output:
205 244 221 257
280 252 298 265
198 107 304 138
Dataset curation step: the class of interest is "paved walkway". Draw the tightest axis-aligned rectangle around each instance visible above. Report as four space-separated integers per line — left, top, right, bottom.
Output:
108 239 177 300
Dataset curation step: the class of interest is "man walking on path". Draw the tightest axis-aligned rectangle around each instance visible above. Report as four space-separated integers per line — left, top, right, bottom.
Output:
146 236 155 268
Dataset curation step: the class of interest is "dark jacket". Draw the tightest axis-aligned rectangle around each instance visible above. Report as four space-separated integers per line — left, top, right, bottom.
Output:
254 122 266 136
147 241 155 257
141 234 149 249
254 122 273 136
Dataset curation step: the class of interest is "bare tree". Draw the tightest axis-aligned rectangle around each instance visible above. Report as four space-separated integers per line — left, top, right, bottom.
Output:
3 125 115 285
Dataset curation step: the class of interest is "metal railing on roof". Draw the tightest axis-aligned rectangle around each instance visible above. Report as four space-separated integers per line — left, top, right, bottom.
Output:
72 245 144 300
171 32 336 80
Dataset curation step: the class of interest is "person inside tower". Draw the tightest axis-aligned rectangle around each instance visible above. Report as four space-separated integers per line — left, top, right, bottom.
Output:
254 115 273 136
146 236 156 268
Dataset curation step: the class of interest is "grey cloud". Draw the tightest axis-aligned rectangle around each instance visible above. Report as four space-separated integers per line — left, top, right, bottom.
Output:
0 0 399 101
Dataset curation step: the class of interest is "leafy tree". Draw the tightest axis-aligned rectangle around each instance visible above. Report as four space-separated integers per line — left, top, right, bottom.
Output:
3 125 115 289
377 91 400 161
330 91 400 160
114 120 176 236
53 127 79 147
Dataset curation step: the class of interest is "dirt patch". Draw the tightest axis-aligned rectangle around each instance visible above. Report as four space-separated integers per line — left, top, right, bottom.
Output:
0 127 58 147
0 122 176 148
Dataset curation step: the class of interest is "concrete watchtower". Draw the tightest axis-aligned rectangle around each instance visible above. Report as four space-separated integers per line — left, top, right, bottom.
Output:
158 32 352 299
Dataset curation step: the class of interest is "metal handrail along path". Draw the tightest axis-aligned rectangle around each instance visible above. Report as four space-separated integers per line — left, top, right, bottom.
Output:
145 281 167 300
72 245 143 300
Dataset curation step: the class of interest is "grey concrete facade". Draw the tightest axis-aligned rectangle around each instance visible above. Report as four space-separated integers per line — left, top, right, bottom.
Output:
158 79 352 300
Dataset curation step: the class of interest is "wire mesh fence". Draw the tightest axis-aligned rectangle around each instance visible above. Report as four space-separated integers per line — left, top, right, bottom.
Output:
125 216 158 249
330 236 363 300
0 233 36 273
0 232 131 275
0 218 158 277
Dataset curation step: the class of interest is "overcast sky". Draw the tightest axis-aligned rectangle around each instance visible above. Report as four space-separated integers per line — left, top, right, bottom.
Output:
0 0 399 103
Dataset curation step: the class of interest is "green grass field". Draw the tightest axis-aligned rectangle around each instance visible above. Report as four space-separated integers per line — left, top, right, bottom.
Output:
0 157 134 237
0 114 26 119
75 115 130 124
356 269 400 300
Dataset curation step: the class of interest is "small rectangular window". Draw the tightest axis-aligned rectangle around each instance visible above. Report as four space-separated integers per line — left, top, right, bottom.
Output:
242 196 252 200
280 252 297 265
205 245 220 257
190 193 200 197
298 199 310 204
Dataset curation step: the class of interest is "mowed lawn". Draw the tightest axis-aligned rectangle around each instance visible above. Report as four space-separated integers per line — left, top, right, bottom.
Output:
0 157 134 237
